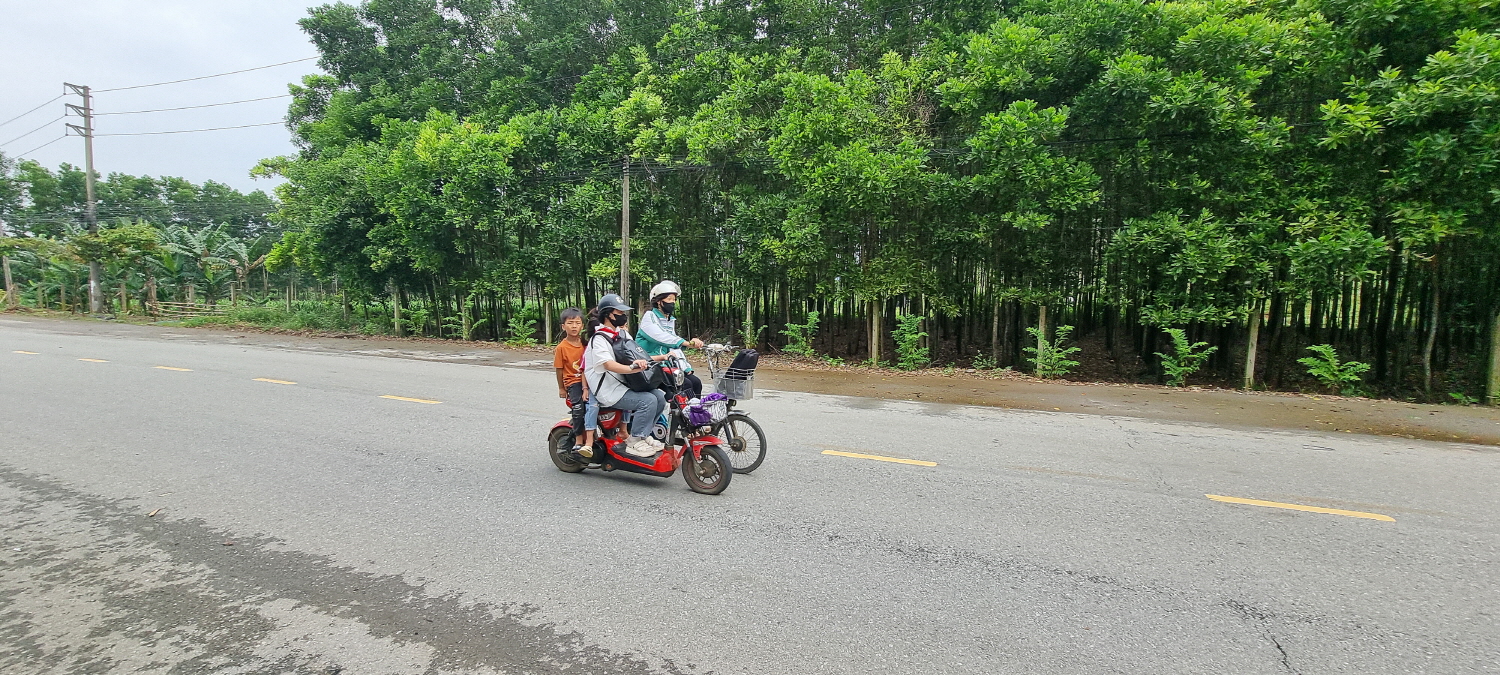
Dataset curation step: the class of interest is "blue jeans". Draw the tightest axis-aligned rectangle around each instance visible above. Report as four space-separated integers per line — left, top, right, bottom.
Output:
611 389 666 438
584 395 600 431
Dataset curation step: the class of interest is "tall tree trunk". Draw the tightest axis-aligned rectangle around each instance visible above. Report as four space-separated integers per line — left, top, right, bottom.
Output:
542 295 553 345
392 284 405 337
868 297 881 365
1 255 15 309
744 295 754 348
1488 308 1500 406
1422 255 1441 399
1243 298 1262 390
1035 304 1049 375
119 281 129 315
990 292 1001 365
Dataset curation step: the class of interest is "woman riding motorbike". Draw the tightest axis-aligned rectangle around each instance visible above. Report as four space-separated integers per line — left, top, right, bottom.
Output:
582 293 669 458
636 280 705 399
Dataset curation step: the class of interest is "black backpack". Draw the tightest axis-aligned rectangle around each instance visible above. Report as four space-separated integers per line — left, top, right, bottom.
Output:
592 331 664 393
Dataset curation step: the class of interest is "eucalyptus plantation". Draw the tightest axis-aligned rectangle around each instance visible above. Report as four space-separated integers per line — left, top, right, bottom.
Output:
4 0 1499 403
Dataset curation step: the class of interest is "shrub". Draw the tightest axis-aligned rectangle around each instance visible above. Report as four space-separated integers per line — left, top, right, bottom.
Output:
504 315 539 347
893 314 930 370
779 311 820 356
742 315 766 349
1448 392 1479 406
1156 328 1218 387
1298 344 1370 395
972 353 998 370
1024 325 1081 378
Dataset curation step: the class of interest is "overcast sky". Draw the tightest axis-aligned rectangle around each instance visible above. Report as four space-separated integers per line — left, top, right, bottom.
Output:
0 1 325 195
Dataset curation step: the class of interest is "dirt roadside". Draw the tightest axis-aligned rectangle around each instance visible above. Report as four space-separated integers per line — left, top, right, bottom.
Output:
6 311 1500 447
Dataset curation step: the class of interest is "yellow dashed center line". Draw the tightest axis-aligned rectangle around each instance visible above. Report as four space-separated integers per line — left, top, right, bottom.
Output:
380 395 442 405
13 351 39 355
1206 494 1395 522
78 358 109 363
253 378 297 385
154 366 193 372
821 449 936 467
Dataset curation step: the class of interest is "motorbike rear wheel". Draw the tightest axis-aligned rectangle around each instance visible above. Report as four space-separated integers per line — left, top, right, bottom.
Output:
682 444 732 495
548 427 587 473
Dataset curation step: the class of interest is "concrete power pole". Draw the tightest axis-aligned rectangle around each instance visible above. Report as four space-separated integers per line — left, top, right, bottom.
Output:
619 158 630 301
64 83 102 314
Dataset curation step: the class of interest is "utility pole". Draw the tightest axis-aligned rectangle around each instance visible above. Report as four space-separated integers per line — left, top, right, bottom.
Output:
64 83 102 314
619 157 630 300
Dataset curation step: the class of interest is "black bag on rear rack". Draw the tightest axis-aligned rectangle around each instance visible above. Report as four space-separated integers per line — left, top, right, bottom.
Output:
723 349 758 379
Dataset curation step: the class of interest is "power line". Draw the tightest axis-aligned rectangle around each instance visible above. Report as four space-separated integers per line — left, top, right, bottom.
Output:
97 57 318 93
12 135 67 160
0 95 64 130
95 121 285 137
96 94 292 116
1 116 65 148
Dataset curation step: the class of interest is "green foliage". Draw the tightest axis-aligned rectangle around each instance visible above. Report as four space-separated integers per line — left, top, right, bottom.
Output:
893 314 930 371
7 0 1499 401
1024 325 1081 379
741 316 766 350
1298 345 1372 395
1448 392 1479 406
182 301 377 334
504 316 539 347
779 311 820 357
66 220 158 265
1156 328 1219 387
972 353 998 370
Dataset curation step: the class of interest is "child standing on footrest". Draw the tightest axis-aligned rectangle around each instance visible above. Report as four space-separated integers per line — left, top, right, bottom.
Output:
553 307 588 454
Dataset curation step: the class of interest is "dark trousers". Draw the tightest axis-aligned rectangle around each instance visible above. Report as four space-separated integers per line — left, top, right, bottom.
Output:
566 382 586 440
683 372 703 399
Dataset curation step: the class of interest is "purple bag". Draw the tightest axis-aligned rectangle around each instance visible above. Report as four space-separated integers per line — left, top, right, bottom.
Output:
687 393 729 426
687 404 714 427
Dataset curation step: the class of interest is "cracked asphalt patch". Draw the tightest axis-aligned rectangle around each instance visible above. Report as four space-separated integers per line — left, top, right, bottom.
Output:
0 468 668 675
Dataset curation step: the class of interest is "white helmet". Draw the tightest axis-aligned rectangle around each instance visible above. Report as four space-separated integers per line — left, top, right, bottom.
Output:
649 279 681 300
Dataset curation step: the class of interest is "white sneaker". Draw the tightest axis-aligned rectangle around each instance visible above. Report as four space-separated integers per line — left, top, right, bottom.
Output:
645 437 666 452
624 437 658 458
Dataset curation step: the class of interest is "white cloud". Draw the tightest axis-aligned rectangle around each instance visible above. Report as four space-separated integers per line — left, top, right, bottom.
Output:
0 0 324 194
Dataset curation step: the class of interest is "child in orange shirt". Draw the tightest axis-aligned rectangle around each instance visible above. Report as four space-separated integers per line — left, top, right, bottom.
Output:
553 308 587 447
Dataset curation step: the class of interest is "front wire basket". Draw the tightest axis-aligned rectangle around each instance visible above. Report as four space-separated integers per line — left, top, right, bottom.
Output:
685 398 728 427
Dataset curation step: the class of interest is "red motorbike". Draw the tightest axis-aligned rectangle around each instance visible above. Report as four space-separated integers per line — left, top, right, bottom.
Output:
547 360 733 495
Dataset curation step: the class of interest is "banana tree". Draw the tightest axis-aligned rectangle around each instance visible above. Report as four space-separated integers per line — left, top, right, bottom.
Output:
159 224 235 307
221 237 269 305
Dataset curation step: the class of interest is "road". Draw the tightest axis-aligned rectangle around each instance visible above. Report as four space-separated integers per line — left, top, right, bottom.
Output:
0 316 1496 674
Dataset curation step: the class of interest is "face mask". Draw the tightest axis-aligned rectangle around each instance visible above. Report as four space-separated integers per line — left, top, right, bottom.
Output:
660 302 676 316
607 312 628 327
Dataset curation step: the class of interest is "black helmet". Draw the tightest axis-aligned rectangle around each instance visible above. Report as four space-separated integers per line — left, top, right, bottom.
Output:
597 293 631 312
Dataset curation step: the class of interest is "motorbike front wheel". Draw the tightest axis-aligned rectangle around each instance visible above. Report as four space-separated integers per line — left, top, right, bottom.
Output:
682 444 732 495
714 412 767 474
548 427 587 473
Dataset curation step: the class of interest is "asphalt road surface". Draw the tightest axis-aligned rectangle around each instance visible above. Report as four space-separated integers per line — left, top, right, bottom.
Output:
1 317 1497 674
